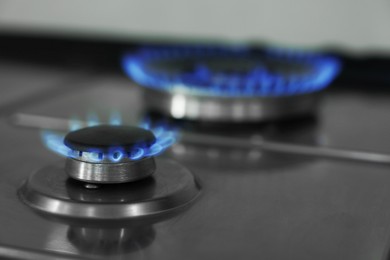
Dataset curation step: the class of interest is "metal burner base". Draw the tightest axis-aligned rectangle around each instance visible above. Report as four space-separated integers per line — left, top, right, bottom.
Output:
65 157 156 184
19 159 201 219
143 88 320 122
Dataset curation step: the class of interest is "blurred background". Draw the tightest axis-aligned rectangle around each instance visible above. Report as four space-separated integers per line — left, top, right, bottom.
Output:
0 0 389 51
1 0 389 89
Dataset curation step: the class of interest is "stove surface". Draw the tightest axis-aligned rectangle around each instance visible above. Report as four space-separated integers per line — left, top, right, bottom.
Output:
1 61 390 260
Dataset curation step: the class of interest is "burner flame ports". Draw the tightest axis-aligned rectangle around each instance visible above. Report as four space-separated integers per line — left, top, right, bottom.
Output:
64 125 159 184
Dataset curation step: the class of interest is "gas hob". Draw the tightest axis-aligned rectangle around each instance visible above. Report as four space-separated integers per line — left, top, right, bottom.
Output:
1 44 390 260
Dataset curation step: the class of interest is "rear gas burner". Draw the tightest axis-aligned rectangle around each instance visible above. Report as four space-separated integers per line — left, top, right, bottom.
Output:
123 46 341 122
19 125 201 219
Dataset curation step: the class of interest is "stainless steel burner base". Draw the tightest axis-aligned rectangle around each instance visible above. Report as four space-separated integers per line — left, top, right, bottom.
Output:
65 157 156 184
19 159 201 219
144 88 320 122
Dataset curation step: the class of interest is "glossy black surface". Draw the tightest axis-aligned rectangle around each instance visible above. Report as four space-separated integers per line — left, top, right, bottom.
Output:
64 125 156 152
1 60 390 260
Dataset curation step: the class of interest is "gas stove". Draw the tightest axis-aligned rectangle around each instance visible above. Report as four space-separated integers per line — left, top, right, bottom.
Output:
1 41 390 260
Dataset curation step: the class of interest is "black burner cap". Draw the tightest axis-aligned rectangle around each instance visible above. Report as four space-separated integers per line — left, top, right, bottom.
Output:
64 125 156 152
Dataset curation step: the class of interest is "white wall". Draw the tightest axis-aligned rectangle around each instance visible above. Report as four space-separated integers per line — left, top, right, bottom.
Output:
0 0 389 53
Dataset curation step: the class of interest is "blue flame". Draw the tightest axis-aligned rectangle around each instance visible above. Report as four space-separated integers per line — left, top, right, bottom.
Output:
122 46 341 97
87 112 100 127
41 130 71 157
108 147 125 162
109 110 122 125
41 113 177 162
130 147 145 160
69 116 83 131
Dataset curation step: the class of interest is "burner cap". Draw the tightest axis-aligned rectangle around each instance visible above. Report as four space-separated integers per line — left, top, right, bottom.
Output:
64 125 156 152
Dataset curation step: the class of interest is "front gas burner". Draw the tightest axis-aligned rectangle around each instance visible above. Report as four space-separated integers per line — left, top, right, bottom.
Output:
19 125 201 219
123 46 341 122
64 125 157 184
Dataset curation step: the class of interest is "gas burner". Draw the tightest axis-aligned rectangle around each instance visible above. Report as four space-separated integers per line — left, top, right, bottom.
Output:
64 125 157 183
123 46 341 122
19 124 201 219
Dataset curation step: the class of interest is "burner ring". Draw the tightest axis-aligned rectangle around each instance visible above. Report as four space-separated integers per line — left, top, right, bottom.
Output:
18 159 201 219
